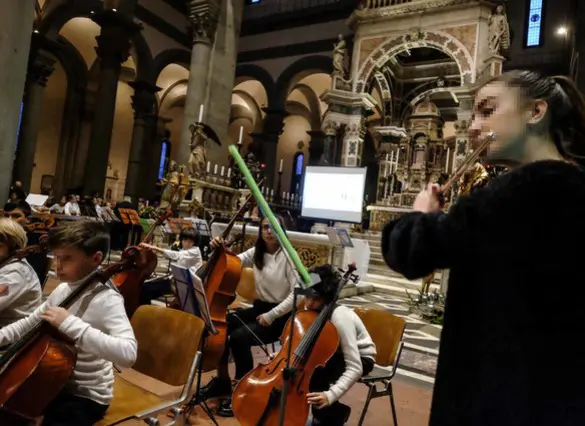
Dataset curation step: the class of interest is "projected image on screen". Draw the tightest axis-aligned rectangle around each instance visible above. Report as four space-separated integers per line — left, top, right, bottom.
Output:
301 166 366 223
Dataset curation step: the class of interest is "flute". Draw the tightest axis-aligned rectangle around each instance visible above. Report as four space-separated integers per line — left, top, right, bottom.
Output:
229 145 313 288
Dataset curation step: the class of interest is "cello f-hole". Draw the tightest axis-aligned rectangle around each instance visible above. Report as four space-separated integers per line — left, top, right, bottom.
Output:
266 357 286 374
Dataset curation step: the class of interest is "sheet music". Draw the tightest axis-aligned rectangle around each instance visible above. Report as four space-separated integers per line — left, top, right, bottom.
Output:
170 265 217 335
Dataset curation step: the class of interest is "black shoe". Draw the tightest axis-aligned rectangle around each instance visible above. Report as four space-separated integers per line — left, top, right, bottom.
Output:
217 399 234 417
198 377 232 400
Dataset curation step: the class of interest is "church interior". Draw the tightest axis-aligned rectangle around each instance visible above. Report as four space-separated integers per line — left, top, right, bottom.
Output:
0 0 583 425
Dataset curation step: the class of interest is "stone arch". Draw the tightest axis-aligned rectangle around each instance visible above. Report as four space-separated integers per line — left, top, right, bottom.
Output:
274 55 332 108
235 64 275 105
151 49 191 83
355 30 474 92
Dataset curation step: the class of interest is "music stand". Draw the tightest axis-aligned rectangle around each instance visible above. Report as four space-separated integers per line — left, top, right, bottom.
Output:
170 265 218 425
119 208 141 246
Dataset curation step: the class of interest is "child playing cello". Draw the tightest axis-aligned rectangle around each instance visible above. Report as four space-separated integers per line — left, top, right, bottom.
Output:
0 220 137 425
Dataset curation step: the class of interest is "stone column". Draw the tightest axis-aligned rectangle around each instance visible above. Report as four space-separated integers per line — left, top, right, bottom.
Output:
252 108 287 188
307 130 326 165
14 48 55 192
124 80 160 200
0 1 35 202
83 11 140 195
178 0 220 166
321 120 339 165
341 115 366 166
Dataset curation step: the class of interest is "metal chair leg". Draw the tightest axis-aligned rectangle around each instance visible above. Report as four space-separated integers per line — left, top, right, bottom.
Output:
356 385 375 426
389 383 398 426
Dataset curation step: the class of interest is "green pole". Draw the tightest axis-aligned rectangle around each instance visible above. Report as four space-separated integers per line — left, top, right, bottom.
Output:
229 145 312 287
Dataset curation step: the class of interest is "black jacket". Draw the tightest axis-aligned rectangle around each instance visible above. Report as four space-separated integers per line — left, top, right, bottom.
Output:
382 160 585 426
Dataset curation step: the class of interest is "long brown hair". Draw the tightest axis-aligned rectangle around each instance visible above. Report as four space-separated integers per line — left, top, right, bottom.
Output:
254 214 286 270
491 70 585 165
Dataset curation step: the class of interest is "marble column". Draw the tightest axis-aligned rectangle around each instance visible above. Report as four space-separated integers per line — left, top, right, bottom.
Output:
341 115 366 166
124 80 160 200
178 0 220 166
14 48 56 192
321 120 340 165
0 1 35 202
83 11 140 196
252 108 287 188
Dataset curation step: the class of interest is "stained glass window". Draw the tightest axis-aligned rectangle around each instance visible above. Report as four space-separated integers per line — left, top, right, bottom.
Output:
526 0 544 47
295 153 304 175
158 139 169 180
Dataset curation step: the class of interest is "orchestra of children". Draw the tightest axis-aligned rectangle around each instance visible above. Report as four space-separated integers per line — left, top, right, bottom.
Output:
0 215 376 426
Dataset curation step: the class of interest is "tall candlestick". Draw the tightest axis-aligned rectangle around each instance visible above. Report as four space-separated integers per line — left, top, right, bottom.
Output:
213 164 218 175
279 159 283 173
238 126 243 145
206 161 211 173
220 166 225 176
227 168 231 178
198 104 204 123
445 147 450 173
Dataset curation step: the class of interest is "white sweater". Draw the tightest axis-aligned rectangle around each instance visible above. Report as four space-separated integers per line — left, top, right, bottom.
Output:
326 305 377 404
0 281 137 406
162 247 202 275
0 259 42 328
238 247 299 324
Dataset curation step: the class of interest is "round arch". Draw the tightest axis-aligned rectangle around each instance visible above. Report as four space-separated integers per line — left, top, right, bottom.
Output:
273 55 333 108
152 49 191 83
235 64 275 106
356 30 474 92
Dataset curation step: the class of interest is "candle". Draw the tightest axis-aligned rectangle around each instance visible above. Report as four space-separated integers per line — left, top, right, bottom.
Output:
227 168 231 178
206 161 210 173
238 126 243 145
213 164 218 175
279 159 283 173
271 189 274 197
198 104 204 123
445 147 450 173
220 166 225 176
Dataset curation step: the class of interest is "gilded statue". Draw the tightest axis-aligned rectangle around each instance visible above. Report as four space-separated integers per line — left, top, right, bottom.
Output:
457 162 490 196
332 34 346 78
160 161 179 208
188 123 208 178
488 5 510 55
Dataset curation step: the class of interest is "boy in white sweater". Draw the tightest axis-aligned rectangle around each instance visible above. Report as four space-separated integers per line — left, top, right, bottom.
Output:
304 264 377 426
0 220 137 426
0 218 42 327
139 227 202 305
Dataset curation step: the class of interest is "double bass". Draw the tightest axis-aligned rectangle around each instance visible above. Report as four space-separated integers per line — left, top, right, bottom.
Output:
232 263 358 426
113 209 173 318
197 187 262 371
0 248 140 423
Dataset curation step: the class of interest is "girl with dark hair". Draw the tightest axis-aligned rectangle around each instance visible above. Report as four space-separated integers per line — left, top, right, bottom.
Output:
200 214 299 417
382 71 585 426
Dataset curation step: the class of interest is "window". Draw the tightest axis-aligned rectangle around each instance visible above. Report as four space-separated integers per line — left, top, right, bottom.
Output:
526 0 544 47
158 139 170 180
295 153 304 175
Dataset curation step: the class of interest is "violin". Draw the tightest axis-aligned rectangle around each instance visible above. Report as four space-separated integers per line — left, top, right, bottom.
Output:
0 235 49 270
232 263 358 426
0 247 140 422
113 209 172 318
196 184 263 372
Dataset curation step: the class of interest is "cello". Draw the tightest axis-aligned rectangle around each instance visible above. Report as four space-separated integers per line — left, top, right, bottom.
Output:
0 247 140 423
232 263 358 426
113 209 172 318
197 186 262 371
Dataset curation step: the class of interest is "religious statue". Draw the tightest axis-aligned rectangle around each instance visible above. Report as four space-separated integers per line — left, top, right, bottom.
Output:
188 123 208 178
332 34 347 78
160 161 179 208
488 5 510 55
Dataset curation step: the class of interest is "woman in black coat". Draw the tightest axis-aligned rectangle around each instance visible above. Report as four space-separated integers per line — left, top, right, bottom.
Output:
382 70 585 426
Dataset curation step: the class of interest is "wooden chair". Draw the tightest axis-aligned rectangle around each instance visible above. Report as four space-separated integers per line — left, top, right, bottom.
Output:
354 307 406 426
96 305 204 426
228 267 256 310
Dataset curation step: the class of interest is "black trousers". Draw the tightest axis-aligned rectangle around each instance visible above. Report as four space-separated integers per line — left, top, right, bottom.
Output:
140 277 172 305
41 391 108 426
310 352 375 425
224 300 289 380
